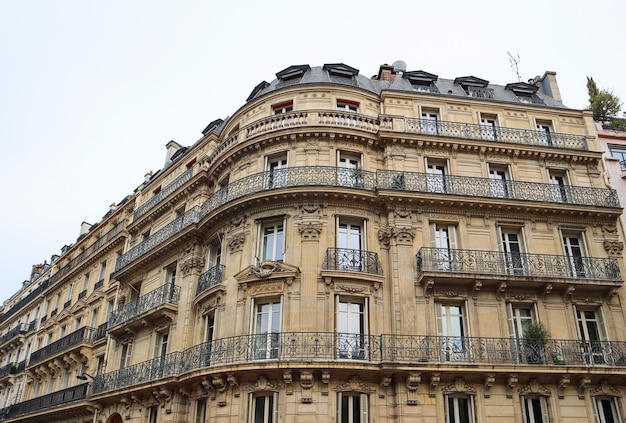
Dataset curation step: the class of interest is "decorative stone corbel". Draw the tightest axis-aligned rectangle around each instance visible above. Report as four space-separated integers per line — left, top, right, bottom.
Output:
558 376 570 399
422 279 435 299
541 284 553 303
379 376 392 399
506 374 518 398
300 372 314 403
578 377 591 399
496 282 507 301
406 373 421 405
563 286 575 304
484 374 495 398
472 281 482 303
429 373 440 397
321 372 331 396
283 371 293 395
227 374 239 397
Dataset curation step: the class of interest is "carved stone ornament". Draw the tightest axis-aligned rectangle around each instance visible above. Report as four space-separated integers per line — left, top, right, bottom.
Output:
334 376 374 393
518 379 551 397
298 222 322 240
300 372 314 403
230 216 245 229
377 226 415 246
245 375 281 392
442 377 476 395
301 204 320 214
394 208 412 218
603 240 624 256
227 233 245 252
181 256 205 276
406 373 421 405
590 380 621 397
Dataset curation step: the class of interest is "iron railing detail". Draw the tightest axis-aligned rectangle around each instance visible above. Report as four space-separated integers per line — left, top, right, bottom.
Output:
133 168 194 221
196 265 225 296
467 87 494 99
94 322 108 341
0 323 27 345
29 327 95 366
405 118 588 150
376 170 619 208
323 248 383 275
94 279 104 290
3 383 88 418
91 332 626 395
109 284 181 328
0 364 13 379
416 247 621 282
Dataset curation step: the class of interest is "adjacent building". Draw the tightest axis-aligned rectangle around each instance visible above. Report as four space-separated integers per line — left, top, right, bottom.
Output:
1 62 625 423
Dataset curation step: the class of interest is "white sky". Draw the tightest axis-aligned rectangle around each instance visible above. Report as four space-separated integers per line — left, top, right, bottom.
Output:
1 0 625 302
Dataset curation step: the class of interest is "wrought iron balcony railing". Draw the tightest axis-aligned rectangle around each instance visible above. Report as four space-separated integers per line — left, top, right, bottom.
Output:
196 265 225 296
28 326 95 366
91 332 626 395
405 118 588 150
94 322 108 341
0 364 13 379
323 248 383 275
376 170 619 208
94 279 104 290
109 284 181 328
133 168 193 221
416 247 621 282
2 383 88 419
0 323 27 345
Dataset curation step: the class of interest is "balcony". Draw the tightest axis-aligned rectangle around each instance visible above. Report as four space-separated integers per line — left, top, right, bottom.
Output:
323 248 383 275
405 118 588 150
2 383 88 419
94 322 108 341
94 279 104 290
133 168 194 221
0 364 13 379
416 247 621 283
196 264 225 296
0 323 28 346
28 326 95 366
108 284 181 332
376 170 619 208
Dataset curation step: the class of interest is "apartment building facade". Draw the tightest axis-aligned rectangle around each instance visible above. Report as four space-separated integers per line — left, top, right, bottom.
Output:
1 62 625 423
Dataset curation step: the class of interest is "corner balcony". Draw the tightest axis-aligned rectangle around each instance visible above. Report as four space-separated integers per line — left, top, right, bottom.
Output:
322 248 383 275
376 170 619 208
108 283 181 336
416 247 622 286
28 326 95 367
1 383 89 420
405 118 588 150
196 264 225 297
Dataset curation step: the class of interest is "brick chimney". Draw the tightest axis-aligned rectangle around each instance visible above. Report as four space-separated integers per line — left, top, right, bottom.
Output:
375 64 397 82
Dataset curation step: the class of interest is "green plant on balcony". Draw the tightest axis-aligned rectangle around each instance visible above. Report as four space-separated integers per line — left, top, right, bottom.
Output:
523 322 551 364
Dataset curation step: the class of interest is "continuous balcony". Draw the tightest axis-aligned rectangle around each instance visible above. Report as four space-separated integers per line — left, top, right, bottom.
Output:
0 383 88 420
108 284 181 334
322 248 383 275
133 168 193 221
405 118 588 150
196 264 225 296
91 332 626 395
416 247 622 283
28 326 95 366
115 166 616 274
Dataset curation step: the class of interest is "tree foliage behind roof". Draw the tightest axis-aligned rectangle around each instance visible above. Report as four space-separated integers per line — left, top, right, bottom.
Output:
587 76 623 121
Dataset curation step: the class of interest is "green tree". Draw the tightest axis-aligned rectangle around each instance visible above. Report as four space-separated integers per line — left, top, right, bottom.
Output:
587 76 623 121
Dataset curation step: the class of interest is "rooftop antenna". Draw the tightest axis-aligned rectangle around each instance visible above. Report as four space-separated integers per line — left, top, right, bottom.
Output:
508 51 521 82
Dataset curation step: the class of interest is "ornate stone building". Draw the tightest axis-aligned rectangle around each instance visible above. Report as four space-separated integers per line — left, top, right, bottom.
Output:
1 62 625 423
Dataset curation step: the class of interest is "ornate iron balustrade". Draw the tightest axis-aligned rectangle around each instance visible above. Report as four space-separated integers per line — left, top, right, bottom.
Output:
78 290 87 299
377 170 619 208
0 278 50 326
92 352 184 394
94 279 104 290
14 360 25 373
0 323 27 345
133 168 194 221
405 118 588 150
109 284 181 328
4 383 88 418
196 265 225 296
94 322 108 341
416 247 621 281
323 248 383 275
0 364 13 379
29 326 96 366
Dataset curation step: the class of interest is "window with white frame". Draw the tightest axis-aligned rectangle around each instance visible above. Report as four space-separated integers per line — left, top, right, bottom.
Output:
562 232 587 278
337 99 359 113
479 114 498 141
436 303 468 362
120 342 133 368
575 307 608 365
430 223 457 270
98 261 107 284
489 164 510 198
421 109 440 135
148 406 158 423
594 396 622 423
249 392 278 423
207 238 223 269
336 218 365 271
338 392 369 423
81 273 90 292
426 158 448 193
266 153 288 189
507 304 536 340
536 120 554 145
259 220 285 262
521 395 550 423
446 394 475 423
272 100 293 115
338 151 363 188
195 398 207 423
548 169 569 203
337 297 367 359
500 227 524 274
165 262 178 286
252 299 282 360
154 332 169 359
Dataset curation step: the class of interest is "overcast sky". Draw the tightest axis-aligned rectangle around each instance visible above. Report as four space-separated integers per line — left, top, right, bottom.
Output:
1 0 625 303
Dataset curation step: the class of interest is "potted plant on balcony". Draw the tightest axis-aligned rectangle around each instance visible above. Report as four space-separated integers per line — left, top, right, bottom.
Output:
523 322 551 364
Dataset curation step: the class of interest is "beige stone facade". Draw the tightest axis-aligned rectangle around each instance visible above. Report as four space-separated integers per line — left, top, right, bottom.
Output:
1 63 625 423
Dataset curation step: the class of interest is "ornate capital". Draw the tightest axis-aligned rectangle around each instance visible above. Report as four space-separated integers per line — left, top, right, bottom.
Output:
298 222 322 240
603 240 624 257
227 233 245 252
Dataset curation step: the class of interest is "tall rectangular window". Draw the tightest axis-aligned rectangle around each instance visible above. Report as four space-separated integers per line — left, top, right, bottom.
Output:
266 154 288 188
253 300 281 359
336 219 365 272
430 223 457 270
154 332 169 358
548 170 568 203
594 397 622 423
437 303 468 362
488 164 510 198
81 273 90 292
337 298 367 359
421 110 439 135
120 342 132 368
522 396 549 423
98 262 107 283
479 114 498 141
148 406 158 423
260 222 285 262
536 121 553 145
446 395 475 423
338 393 369 423
195 398 207 423
426 158 448 193
249 392 278 423
338 152 363 188
576 307 607 364
500 228 524 274
562 233 586 278
165 262 178 286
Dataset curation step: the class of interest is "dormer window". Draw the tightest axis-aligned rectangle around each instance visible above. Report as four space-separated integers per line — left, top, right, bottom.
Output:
337 99 359 113
404 70 439 93
505 82 544 105
455 76 493 99
276 65 310 81
272 101 293 115
323 63 359 78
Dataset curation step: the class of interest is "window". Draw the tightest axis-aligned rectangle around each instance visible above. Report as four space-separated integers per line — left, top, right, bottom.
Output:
479 114 498 141
195 399 207 423
548 170 568 203
259 221 285 262
106 299 115 321
253 300 281 359
148 406 158 423
594 396 622 423
609 145 626 170
446 395 475 423
421 110 439 135
436 303 468 362
426 158 448 193
337 99 359 113
90 308 99 329
576 307 608 364
272 101 293 115
338 392 369 423
562 233 586 278
120 342 133 368
266 154 288 188
249 393 278 423
522 396 549 423
165 262 178 286
81 273 90 292
202 312 216 365
337 298 367 359
536 121 554 145
74 316 82 331
489 164 510 198
155 332 169 358
337 219 364 271
207 238 223 268
500 228 524 274
430 223 457 270
338 152 363 188
508 305 535 340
